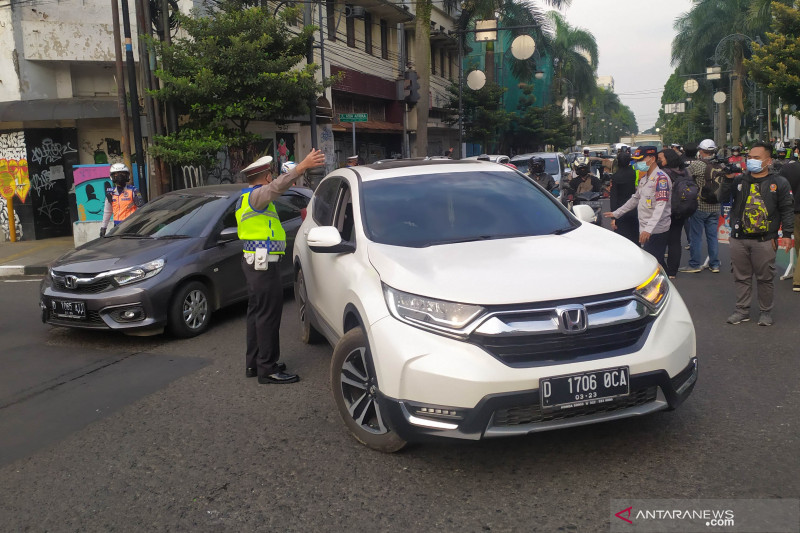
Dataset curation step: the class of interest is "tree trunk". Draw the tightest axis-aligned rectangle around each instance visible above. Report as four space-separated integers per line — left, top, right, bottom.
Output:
413 0 432 157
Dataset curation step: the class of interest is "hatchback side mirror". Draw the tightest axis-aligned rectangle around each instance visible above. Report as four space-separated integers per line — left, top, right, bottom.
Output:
218 227 239 244
307 226 355 254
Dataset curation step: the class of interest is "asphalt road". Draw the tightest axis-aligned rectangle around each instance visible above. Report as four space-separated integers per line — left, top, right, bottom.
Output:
0 245 798 532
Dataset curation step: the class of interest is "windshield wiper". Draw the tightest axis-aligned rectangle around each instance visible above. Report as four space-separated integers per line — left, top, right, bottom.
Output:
155 234 191 240
118 234 153 239
429 235 497 246
552 225 577 235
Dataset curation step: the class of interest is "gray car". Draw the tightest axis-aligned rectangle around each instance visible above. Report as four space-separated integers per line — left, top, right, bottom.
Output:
40 185 311 337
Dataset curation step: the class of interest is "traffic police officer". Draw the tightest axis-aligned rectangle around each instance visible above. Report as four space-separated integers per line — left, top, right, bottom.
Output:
237 148 325 384
100 163 144 237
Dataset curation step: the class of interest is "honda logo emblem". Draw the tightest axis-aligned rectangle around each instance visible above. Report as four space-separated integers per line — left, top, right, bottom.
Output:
64 275 78 289
556 305 587 334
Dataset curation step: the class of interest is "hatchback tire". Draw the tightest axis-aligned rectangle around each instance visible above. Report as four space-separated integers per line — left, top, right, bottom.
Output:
330 328 406 453
295 268 323 344
169 281 211 338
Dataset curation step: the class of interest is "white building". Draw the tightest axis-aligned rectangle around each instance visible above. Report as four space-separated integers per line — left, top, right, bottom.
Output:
596 75 614 92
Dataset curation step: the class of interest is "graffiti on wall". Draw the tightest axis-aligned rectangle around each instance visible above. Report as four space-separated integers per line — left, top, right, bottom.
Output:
81 138 123 165
179 140 279 189
25 129 79 239
0 131 29 240
73 166 112 221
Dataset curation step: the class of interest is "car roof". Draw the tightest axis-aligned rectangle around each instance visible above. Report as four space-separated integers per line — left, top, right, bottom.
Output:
159 184 310 199
340 159 516 182
510 152 562 161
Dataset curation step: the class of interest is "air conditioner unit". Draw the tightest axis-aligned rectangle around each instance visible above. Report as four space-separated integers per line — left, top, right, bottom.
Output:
345 5 366 18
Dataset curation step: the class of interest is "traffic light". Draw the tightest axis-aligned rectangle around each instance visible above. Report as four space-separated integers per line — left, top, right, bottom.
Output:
404 69 420 104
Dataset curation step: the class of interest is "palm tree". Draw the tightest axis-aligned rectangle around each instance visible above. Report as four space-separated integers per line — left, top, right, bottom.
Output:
671 0 783 144
546 11 598 105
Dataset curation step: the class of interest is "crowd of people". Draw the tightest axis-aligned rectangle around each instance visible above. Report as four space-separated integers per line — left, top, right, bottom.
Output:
597 140 798 326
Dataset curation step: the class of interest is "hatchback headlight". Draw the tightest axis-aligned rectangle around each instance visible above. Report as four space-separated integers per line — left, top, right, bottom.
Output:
111 258 165 286
634 267 669 312
383 284 485 337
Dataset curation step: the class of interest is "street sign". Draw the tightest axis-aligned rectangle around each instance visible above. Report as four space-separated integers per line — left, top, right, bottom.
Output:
339 113 368 123
664 102 686 114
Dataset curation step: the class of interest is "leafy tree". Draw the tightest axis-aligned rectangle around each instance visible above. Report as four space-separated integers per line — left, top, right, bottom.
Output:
503 84 572 151
654 71 712 145
443 80 511 152
581 88 637 143
149 1 323 166
547 11 598 105
745 2 800 113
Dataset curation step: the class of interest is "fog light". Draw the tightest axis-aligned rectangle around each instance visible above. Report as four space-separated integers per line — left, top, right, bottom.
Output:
110 306 145 323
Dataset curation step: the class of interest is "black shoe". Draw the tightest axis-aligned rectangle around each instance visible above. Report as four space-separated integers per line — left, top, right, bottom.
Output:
258 371 300 384
246 362 286 378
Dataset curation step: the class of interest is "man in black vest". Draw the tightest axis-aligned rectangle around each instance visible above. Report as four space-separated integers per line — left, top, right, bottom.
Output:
719 142 794 326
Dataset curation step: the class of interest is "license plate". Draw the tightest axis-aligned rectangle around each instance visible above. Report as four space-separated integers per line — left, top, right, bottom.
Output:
51 299 86 319
540 367 629 410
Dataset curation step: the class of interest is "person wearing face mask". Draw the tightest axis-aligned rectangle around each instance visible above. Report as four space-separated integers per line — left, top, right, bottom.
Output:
603 146 672 268
719 142 794 326
680 139 723 274
99 163 145 237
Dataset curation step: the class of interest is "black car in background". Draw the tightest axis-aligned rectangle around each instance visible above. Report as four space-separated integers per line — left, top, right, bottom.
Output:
40 185 311 338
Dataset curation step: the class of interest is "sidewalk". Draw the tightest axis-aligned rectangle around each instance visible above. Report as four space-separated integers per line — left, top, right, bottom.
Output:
0 236 75 277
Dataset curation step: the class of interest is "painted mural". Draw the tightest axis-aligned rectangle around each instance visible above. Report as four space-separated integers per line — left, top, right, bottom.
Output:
0 131 29 240
179 139 281 189
73 165 112 221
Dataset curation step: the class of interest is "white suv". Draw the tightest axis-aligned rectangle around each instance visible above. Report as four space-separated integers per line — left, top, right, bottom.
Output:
293 160 697 452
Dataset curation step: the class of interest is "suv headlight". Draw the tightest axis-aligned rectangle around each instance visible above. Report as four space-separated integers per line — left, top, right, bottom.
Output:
383 284 485 338
634 267 669 313
111 258 165 286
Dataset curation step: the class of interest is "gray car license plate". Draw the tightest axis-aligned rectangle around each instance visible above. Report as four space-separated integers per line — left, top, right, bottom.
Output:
51 299 86 319
540 367 629 410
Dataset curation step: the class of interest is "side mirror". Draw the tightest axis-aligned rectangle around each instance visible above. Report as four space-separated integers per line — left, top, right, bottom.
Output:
218 227 239 244
307 226 355 254
572 204 597 224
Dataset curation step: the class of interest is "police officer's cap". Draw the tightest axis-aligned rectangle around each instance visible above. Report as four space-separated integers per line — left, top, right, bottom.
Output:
632 146 658 160
243 156 274 178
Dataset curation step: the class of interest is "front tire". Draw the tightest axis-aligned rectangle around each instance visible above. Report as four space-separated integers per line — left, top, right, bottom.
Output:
294 267 323 344
168 281 211 338
330 328 406 453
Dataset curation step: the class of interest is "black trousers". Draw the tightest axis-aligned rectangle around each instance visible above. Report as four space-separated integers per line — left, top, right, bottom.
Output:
643 230 669 270
666 216 687 277
615 211 639 245
242 257 283 377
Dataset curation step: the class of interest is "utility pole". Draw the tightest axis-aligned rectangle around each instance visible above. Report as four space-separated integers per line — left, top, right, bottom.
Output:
305 1 317 149
111 0 132 169
161 0 178 137
120 0 148 201
134 0 162 196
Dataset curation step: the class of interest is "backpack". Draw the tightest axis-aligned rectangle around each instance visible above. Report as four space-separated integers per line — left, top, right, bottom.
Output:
671 174 699 218
699 161 722 204
742 182 770 235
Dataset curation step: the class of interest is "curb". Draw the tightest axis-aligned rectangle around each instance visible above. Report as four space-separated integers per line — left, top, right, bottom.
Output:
0 265 48 277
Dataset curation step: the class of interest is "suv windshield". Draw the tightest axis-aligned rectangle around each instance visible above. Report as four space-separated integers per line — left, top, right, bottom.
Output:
362 171 572 247
108 194 228 238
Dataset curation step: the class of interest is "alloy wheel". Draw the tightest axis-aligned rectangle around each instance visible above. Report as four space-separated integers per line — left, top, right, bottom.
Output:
339 346 388 435
182 289 208 330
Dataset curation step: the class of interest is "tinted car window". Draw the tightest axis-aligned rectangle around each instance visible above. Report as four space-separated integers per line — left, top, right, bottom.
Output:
274 199 302 223
109 194 229 238
362 172 572 248
313 178 341 225
283 192 311 210
512 156 559 176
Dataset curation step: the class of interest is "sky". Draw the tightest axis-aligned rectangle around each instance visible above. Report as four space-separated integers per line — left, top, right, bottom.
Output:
558 0 695 132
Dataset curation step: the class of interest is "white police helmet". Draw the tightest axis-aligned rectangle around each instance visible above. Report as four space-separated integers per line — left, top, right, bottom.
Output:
281 161 298 174
110 163 130 174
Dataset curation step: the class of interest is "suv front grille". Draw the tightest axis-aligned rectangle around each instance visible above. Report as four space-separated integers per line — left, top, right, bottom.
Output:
492 386 658 427
471 317 652 366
